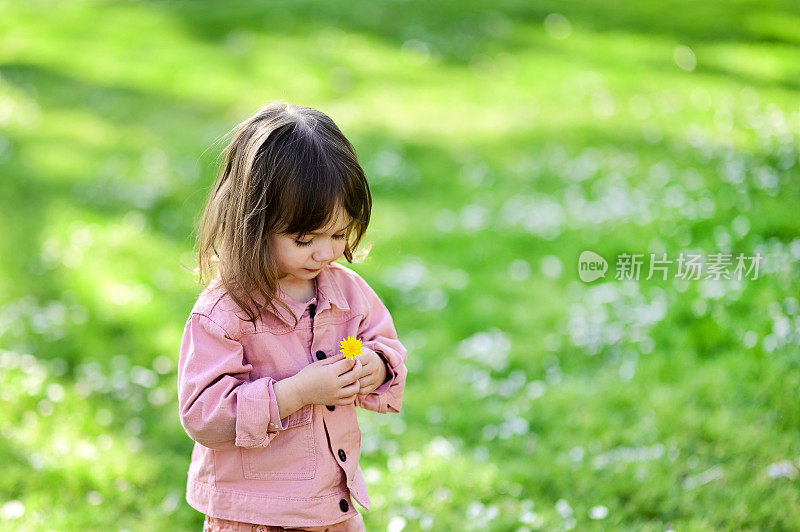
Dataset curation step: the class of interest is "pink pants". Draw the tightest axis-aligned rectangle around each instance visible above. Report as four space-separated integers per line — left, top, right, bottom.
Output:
203 512 365 532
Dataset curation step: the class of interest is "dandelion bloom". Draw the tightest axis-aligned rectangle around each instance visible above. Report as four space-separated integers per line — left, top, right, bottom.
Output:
339 336 363 360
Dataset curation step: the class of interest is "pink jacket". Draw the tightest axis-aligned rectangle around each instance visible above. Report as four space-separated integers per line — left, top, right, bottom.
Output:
177 263 407 527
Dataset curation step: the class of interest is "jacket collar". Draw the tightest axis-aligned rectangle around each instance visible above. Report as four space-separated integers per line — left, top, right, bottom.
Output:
268 264 350 326
314 263 350 313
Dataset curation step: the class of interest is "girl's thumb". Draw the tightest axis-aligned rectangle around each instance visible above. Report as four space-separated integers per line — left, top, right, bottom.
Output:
339 356 357 368
315 354 342 365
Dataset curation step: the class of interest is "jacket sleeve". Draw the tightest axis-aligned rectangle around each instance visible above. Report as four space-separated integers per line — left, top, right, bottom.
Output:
177 313 290 450
351 276 407 414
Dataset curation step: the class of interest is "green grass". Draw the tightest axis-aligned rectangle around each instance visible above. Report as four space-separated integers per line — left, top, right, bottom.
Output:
1 0 799 530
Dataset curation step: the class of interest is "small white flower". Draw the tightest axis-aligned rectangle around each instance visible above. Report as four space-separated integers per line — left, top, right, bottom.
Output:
589 505 609 519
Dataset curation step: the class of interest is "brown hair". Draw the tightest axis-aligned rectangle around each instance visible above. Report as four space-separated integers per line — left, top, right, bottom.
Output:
194 101 372 328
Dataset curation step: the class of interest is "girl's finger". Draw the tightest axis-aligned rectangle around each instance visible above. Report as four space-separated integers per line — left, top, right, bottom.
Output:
338 360 362 381
335 357 357 376
340 369 361 385
339 381 360 396
318 353 344 365
336 395 357 405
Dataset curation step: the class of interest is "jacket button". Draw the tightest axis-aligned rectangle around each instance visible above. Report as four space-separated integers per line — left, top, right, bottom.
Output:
326 405 335 411
315 350 327 360
339 499 349 512
338 449 346 462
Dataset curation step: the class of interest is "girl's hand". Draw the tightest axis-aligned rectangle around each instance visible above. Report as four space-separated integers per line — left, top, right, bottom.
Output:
356 347 388 396
295 354 363 406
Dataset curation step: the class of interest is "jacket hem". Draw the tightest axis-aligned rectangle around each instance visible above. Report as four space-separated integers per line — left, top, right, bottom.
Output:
186 479 361 527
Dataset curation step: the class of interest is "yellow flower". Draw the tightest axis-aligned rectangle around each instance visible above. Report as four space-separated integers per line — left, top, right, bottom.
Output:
339 336 363 360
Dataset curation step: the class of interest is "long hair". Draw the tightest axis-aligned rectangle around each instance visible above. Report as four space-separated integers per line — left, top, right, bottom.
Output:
195 101 372 328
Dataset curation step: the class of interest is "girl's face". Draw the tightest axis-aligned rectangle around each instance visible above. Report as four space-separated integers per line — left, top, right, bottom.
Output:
269 205 351 286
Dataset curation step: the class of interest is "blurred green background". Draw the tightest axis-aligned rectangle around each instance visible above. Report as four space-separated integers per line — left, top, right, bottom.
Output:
1 0 799 530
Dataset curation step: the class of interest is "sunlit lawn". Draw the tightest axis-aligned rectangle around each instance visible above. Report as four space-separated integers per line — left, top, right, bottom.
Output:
1 0 799 530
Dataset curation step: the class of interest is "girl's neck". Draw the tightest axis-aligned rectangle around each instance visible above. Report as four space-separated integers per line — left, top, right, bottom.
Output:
278 276 317 303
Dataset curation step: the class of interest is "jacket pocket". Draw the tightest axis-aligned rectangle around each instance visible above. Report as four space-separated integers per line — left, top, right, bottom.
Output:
241 404 316 480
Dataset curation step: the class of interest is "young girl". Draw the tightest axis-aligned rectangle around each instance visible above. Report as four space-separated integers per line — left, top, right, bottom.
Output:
177 101 407 531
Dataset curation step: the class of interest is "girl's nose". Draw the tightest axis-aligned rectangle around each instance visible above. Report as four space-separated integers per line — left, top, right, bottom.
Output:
313 242 335 261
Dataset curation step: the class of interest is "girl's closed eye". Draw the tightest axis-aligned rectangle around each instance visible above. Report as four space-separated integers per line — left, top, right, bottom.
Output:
294 233 346 247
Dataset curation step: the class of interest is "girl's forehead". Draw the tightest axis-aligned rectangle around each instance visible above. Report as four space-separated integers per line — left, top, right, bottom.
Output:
312 210 352 234
282 205 351 236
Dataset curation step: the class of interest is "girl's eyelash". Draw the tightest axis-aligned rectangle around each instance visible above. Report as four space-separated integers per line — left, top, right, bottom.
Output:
294 234 345 247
